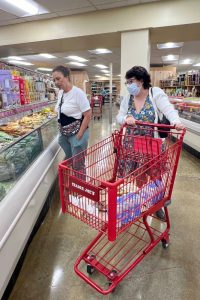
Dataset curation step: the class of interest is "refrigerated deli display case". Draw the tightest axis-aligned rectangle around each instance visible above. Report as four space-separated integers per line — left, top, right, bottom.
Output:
169 97 200 157
0 104 65 298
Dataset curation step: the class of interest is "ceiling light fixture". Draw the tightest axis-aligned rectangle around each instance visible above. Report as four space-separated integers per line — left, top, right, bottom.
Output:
66 56 88 62
89 48 112 54
180 59 193 65
193 63 200 67
68 62 87 67
162 55 179 62
39 53 56 59
37 67 53 71
8 60 34 66
95 75 101 78
5 0 39 15
6 56 25 61
101 70 109 73
157 42 184 49
95 64 108 69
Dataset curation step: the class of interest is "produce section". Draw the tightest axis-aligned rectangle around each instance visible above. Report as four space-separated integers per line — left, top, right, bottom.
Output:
0 106 57 150
0 117 58 201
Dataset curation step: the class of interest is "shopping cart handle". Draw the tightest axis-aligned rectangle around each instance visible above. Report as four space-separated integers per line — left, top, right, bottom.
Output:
135 120 176 129
122 121 180 130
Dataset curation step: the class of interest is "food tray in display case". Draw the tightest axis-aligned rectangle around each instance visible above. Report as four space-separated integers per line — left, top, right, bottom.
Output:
169 97 200 124
0 117 58 201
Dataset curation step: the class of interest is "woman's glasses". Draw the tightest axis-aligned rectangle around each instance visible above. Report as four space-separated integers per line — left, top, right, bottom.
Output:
125 78 137 85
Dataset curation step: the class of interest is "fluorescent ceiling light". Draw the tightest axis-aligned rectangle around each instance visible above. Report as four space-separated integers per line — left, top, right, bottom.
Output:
193 63 200 67
1 0 48 17
101 70 109 73
162 55 179 62
89 48 112 54
37 67 53 71
68 62 87 67
157 42 184 49
8 60 34 66
39 53 56 59
117 74 121 77
66 56 88 62
95 75 101 78
179 59 193 65
5 0 38 15
95 64 108 69
6 56 25 61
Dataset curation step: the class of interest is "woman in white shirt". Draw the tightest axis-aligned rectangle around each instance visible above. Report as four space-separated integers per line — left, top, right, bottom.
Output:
116 66 185 220
53 66 91 170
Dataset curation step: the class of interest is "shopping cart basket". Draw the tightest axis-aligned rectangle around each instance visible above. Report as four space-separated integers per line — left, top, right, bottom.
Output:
58 122 185 295
91 96 103 120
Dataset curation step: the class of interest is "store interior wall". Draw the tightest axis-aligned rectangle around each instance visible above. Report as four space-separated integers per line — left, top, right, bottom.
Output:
0 0 200 48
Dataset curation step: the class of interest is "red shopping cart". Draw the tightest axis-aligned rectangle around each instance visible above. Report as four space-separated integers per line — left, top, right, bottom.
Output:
58 122 185 295
90 96 103 120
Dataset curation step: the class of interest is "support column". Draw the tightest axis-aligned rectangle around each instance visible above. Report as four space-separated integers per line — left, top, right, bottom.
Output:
109 63 113 124
121 29 150 96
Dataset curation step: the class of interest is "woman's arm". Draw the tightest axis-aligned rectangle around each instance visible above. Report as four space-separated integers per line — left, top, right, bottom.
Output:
76 109 92 140
55 90 63 113
116 96 129 124
153 88 185 130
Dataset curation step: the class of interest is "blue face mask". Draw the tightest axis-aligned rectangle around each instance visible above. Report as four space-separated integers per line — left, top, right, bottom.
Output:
127 82 141 96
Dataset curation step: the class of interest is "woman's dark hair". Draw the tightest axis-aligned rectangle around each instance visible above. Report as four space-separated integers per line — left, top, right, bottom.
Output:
125 66 151 89
52 65 71 77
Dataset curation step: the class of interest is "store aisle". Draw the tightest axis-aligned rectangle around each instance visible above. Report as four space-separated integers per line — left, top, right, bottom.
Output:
9 104 200 300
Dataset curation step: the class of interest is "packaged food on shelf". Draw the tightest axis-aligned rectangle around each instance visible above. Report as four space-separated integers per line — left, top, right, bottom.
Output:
0 70 13 109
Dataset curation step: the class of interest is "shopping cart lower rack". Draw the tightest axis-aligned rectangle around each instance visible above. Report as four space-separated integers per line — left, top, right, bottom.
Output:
58 123 185 295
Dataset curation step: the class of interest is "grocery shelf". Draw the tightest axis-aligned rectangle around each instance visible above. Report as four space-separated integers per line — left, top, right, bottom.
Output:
0 100 56 125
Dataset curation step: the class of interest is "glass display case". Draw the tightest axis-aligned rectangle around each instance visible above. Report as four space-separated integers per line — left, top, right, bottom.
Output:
0 117 58 201
169 97 200 124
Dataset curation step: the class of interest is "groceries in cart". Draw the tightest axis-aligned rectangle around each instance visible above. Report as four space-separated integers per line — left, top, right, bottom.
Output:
67 174 165 230
116 178 165 228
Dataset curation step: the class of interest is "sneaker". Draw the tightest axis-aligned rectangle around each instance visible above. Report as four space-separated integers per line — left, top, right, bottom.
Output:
155 208 166 221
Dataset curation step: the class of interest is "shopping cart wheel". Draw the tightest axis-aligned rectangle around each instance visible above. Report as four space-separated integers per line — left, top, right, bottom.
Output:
161 238 169 249
86 255 96 275
108 270 117 292
87 264 94 275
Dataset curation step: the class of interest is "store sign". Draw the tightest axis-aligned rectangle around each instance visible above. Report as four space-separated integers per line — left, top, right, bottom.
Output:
69 175 100 202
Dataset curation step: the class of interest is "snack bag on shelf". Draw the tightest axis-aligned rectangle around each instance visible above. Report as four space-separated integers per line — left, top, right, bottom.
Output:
24 79 31 104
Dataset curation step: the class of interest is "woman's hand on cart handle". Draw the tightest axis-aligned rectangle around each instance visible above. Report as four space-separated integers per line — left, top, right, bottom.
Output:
174 123 186 131
125 115 136 125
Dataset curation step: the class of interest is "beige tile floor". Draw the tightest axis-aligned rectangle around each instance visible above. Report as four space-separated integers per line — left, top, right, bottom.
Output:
9 104 200 300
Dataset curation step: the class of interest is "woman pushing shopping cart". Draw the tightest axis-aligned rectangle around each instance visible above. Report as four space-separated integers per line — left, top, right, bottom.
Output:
58 121 185 295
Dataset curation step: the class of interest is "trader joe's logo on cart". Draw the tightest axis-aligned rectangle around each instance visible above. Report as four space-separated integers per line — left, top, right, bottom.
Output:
69 176 100 202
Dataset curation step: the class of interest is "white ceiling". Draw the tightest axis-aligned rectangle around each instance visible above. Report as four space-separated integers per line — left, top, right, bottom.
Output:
0 0 165 26
1 48 121 79
0 0 200 79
